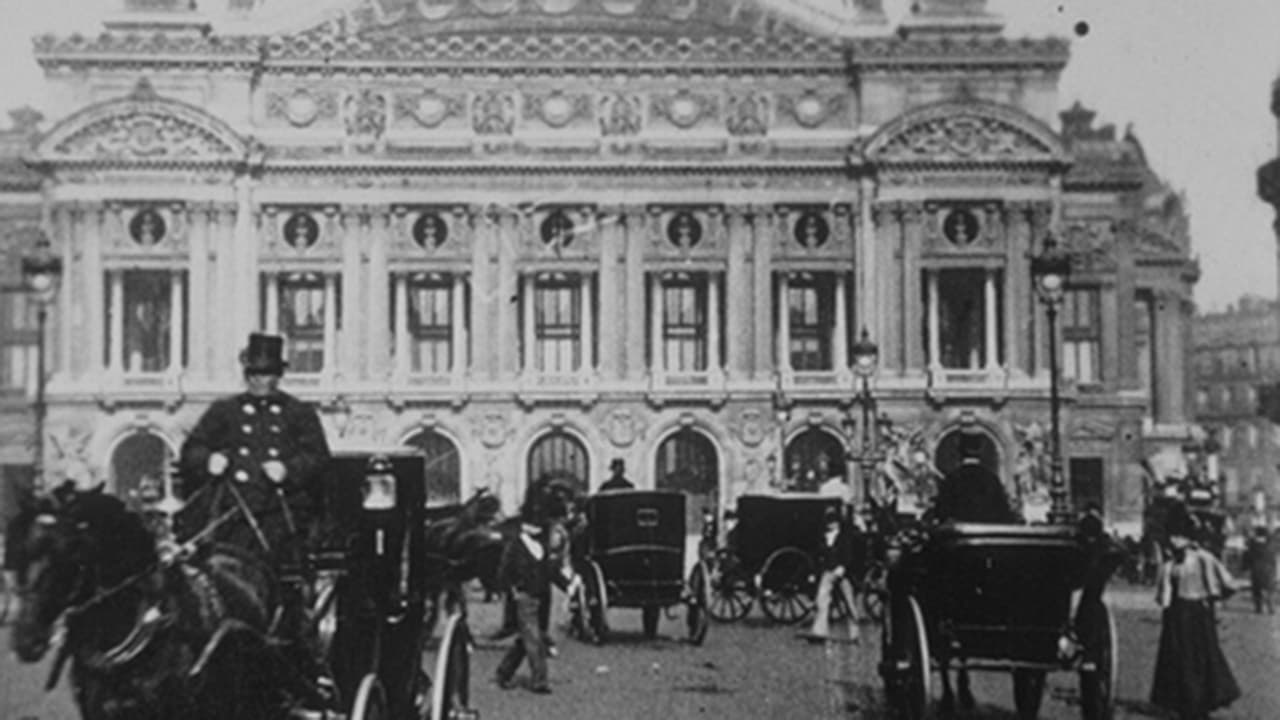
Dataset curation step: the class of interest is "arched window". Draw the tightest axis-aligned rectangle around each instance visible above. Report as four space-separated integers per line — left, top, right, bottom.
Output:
933 429 1000 476
655 428 718 532
403 429 461 506
110 431 173 509
783 427 846 492
527 430 589 496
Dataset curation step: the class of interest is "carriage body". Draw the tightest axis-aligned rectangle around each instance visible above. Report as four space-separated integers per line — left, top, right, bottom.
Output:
571 490 710 644
881 522 1120 720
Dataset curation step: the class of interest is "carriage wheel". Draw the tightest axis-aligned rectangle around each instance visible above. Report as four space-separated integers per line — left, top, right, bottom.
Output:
706 550 754 622
1013 669 1046 720
350 673 387 720
1079 601 1118 720
586 560 609 645
885 596 931 720
758 548 815 625
641 606 661 639
685 561 711 646
430 613 473 720
860 563 887 624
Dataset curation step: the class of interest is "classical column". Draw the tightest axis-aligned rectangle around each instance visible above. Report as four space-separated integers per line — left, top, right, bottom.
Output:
1003 203 1028 376
168 270 184 373
367 210 391 380
469 207 494 380
984 268 999 371
873 204 901 373
339 207 364 380
187 205 209 378
623 209 647 382
858 179 877 347
776 272 791 373
902 205 925 373
580 272 594 375
707 272 721 376
596 206 620 379
323 273 338 378
108 270 124 376
752 207 774 380
451 273 467 377
833 272 849 372
86 205 106 375
496 212 519 380
1156 291 1188 423
214 205 237 381
393 274 410 380
53 205 74 379
233 177 257 345
522 273 537 375
650 273 665 377
926 269 941 372
263 274 280 334
1030 204 1052 377
725 207 750 379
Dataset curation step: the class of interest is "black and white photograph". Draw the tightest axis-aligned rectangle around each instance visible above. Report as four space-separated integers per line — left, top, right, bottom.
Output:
1 0 1279 718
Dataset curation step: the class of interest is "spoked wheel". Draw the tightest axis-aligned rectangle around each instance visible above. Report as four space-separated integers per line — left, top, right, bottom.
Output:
1079 601 1118 720
350 673 387 720
706 550 754 622
885 596 931 720
429 613 474 720
758 547 815 624
860 563 887 624
585 560 608 645
1013 669 1046 720
685 561 711 646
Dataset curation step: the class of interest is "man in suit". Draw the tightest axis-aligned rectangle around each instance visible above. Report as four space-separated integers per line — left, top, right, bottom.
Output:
599 458 634 491
804 506 859 641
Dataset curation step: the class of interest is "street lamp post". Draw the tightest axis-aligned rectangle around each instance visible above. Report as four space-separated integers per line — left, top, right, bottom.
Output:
1031 234 1073 524
19 230 63 491
850 327 880 512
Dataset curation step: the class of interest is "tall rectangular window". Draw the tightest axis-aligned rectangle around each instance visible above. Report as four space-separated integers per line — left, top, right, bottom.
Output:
122 270 173 373
662 274 706 372
1134 292 1156 416
787 273 834 371
277 273 331 373
1062 287 1102 384
927 268 1001 370
407 273 452 374
534 274 581 373
0 292 35 393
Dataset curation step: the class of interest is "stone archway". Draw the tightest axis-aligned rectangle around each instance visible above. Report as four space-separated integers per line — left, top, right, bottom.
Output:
527 430 589 496
655 427 719 533
784 427 846 492
403 429 461 506
109 431 173 509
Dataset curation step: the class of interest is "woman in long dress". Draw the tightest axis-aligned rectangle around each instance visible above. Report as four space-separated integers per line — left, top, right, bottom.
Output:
1150 504 1241 719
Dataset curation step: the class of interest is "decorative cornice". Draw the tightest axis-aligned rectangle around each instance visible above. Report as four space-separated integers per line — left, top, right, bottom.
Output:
33 32 261 71
847 35 1070 72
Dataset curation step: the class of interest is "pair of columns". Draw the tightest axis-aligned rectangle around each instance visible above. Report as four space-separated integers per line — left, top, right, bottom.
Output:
924 267 1002 372
775 273 849 374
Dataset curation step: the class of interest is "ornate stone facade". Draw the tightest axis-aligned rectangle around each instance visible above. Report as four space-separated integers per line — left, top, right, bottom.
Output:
1 0 1198 527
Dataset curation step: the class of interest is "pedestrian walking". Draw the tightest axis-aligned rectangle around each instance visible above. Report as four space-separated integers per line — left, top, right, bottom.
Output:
1150 503 1241 720
493 515 554 694
802 507 859 642
1242 526 1275 614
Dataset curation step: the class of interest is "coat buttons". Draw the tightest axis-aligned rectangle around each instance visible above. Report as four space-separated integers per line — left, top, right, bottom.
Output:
268 447 280 458
241 424 253 434
242 403 256 415
234 470 249 483
239 446 250 456
270 404 282 415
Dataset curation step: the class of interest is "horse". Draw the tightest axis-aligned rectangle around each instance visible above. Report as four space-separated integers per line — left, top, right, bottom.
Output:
10 485 292 720
420 487 505 632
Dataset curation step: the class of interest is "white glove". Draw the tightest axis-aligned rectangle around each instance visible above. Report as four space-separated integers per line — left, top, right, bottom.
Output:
207 452 229 476
262 460 287 484
566 573 583 597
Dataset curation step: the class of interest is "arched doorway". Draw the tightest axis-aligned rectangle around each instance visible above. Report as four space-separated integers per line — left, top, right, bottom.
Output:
403 429 461 506
783 427 846 493
109 431 174 510
655 428 719 533
527 430 589 497
933 429 1000 477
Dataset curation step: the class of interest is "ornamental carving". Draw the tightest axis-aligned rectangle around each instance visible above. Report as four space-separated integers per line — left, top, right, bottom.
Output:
777 90 844 129
344 89 388 147
1062 220 1118 273
736 408 767 447
472 91 516 135
395 89 465 129
523 90 592 128
54 112 237 160
267 89 338 128
603 408 641 448
476 411 513 449
599 93 642 136
726 94 768 137
651 90 717 130
877 115 1048 161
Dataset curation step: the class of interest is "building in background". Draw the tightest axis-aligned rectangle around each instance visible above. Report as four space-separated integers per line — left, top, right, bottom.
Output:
3 0 1199 528
1193 295 1280 520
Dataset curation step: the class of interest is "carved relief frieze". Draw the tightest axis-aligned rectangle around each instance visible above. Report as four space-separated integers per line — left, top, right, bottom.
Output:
522 90 593 129
774 204 853 259
101 202 190 259
343 89 388 152
923 201 1002 253
266 88 339 128
599 92 642 137
733 408 768 447
258 206 340 262
650 89 718 130
475 411 514 449
517 205 599 260
388 205 472 263
600 407 648 448
777 89 846 129
54 112 237 161
726 93 768 137
1061 219 1118 273
877 115 1050 162
394 88 466 129
472 91 516 135
645 205 725 261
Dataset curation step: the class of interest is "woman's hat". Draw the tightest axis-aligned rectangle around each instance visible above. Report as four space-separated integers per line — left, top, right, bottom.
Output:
240 333 288 375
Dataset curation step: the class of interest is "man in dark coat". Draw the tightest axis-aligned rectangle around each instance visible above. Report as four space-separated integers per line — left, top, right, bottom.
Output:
931 432 1019 524
494 508 565 694
804 506 859 641
599 458 634 491
178 332 331 566
1243 526 1276 614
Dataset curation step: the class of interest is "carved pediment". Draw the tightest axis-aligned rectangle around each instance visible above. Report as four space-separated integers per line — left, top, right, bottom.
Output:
35 80 248 166
865 100 1066 167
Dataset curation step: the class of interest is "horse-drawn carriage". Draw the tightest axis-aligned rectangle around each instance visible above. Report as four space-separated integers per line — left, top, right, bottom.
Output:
879 521 1121 720
567 490 710 645
10 449 475 720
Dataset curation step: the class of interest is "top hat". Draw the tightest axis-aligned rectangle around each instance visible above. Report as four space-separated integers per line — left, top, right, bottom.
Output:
958 431 985 458
610 458 625 472
239 333 288 375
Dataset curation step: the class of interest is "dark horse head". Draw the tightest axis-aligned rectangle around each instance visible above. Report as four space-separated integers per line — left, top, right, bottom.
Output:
10 485 156 663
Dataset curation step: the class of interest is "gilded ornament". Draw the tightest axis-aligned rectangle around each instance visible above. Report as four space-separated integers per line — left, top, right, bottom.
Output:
653 90 715 129
344 89 388 143
603 409 639 447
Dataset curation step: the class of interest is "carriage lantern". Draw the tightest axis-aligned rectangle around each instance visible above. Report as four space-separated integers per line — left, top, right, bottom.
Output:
1031 233 1074 524
17 228 62 491
362 454 397 511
